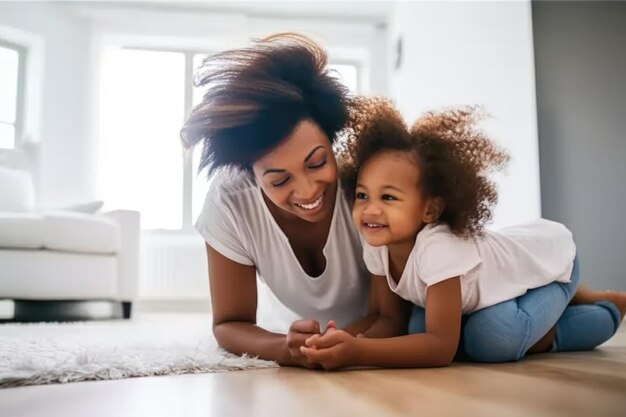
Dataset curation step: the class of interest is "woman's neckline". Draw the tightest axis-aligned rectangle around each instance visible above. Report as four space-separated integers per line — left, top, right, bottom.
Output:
254 180 341 279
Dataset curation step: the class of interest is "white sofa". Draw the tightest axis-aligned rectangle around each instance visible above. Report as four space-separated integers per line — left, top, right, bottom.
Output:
0 165 140 321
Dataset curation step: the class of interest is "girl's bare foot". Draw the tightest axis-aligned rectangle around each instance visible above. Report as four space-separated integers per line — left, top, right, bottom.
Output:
571 285 626 321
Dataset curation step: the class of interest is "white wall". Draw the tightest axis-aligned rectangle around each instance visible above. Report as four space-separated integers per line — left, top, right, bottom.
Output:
0 2 93 207
388 0 541 228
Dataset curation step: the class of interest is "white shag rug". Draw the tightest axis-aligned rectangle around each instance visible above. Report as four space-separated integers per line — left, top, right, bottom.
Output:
0 314 278 388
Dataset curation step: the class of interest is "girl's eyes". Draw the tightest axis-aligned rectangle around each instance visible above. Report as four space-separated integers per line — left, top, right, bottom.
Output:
354 192 398 201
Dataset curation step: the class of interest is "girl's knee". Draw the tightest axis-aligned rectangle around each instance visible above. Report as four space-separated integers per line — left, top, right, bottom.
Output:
463 309 532 363
554 301 621 352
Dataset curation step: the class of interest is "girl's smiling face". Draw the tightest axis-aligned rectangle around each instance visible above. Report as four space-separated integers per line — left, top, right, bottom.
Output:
352 150 441 247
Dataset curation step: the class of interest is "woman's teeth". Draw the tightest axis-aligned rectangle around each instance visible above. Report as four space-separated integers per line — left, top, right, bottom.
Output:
296 195 322 210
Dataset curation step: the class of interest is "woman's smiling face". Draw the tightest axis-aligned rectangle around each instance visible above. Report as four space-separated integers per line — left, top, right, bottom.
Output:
252 119 338 223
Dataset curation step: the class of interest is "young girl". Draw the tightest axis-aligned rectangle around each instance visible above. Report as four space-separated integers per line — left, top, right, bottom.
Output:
301 98 626 369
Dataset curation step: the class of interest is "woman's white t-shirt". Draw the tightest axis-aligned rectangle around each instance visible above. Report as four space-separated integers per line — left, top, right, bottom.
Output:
195 171 370 331
362 219 576 314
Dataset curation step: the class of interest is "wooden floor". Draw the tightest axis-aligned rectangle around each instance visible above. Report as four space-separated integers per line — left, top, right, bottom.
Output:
1 328 625 417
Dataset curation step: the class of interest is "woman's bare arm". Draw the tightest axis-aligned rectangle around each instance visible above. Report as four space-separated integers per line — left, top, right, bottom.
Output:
206 243 320 368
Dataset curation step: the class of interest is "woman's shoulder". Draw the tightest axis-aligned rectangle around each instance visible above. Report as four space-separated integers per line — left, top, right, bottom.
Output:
207 168 256 197
199 168 262 221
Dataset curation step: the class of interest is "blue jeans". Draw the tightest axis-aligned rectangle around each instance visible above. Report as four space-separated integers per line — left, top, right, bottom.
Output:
408 257 621 362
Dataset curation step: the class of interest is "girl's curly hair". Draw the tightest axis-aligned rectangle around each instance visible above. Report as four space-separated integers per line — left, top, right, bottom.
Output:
337 98 510 238
336 97 408 191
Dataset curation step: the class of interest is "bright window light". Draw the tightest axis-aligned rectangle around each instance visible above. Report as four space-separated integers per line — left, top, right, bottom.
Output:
0 45 19 149
191 53 210 224
99 48 185 230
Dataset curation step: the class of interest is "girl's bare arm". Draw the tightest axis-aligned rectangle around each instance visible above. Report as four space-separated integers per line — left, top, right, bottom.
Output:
302 277 463 369
355 277 463 367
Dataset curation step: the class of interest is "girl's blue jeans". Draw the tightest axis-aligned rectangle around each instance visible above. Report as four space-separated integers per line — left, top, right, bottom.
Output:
408 257 621 362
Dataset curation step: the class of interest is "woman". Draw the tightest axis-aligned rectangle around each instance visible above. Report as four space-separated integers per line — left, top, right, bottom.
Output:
181 33 621 368
181 33 375 368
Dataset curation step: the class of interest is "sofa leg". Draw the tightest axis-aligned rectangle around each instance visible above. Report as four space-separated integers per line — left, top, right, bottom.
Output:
11 300 126 322
122 301 132 319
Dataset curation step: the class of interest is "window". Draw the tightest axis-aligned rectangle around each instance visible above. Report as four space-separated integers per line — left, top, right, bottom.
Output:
99 47 361 230
0 40 25 150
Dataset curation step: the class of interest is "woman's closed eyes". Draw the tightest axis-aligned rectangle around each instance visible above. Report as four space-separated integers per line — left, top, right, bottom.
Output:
270 159 328 188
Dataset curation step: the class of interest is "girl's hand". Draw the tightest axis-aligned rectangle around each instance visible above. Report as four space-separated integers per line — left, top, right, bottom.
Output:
303 320 337 347
300 328 361 370
285 319 323 369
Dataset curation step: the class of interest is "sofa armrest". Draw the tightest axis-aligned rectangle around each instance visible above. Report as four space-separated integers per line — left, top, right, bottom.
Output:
103 210 140 301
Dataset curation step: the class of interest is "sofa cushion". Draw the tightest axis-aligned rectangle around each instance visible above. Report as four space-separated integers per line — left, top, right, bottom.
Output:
44 211 121 254
0 213 44 249
0 211 121 254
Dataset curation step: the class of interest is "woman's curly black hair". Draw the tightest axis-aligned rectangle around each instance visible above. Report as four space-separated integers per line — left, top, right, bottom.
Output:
180 33 351 176
337 97 510 238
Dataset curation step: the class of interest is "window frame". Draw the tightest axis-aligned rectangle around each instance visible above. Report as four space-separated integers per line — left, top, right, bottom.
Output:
0 38 26 151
